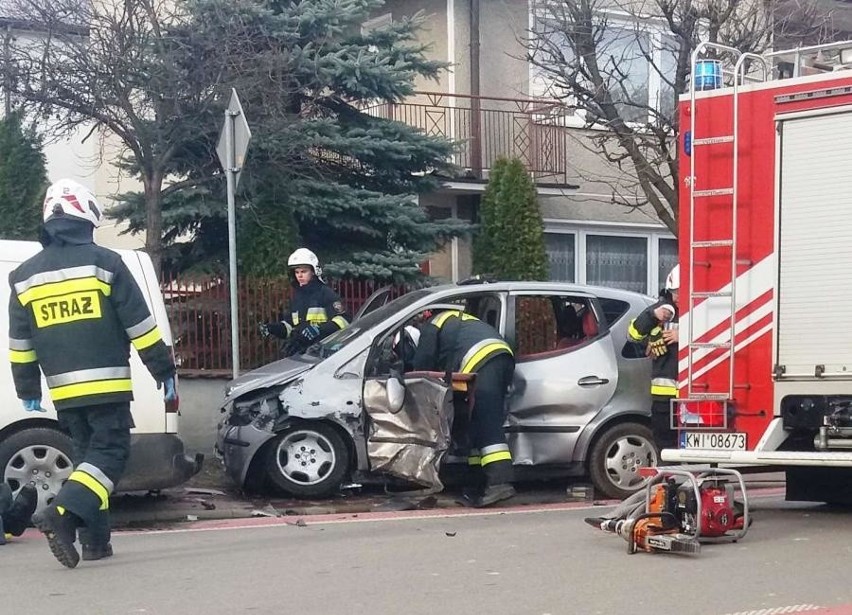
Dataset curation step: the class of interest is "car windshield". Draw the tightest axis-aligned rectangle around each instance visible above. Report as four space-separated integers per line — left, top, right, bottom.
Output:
302 289 433 360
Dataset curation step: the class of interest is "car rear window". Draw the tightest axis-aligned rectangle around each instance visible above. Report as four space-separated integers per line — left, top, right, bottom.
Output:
598 298 631 326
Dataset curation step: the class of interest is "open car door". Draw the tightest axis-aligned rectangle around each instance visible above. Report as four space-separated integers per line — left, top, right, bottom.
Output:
354 286 393 321
362 372 455 491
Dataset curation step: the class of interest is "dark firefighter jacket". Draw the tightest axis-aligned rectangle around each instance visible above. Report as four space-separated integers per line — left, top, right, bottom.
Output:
8 221 175 410
412 310 513 374
628 298 678 400
276 277 350 340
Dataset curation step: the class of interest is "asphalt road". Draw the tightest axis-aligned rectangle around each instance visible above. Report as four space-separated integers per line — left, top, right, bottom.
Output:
4 493 852 615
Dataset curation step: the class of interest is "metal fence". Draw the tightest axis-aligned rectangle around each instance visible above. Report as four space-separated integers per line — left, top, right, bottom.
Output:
161 274 409 377
364 91 572 184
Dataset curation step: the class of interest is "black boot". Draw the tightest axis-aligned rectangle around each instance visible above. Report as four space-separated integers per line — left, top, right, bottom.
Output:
5 485 37 537
475 459 516 508
82 543 114 561
456 452 486 507
33 505 81 569
0 483 11 545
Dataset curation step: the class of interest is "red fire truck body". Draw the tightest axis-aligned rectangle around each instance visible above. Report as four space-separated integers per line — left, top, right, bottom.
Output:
662 44 852 502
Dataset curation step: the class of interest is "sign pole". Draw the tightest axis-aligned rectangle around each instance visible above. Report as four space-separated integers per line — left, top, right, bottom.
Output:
216 88 251 379
225 108 240 379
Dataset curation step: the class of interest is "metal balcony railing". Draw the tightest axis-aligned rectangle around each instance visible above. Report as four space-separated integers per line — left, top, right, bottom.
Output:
365 91 572 185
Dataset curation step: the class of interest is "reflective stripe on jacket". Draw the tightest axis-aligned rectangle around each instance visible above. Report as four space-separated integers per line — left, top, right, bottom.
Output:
412 311 513 374
628 298 678 400
8 243 175 409
282 277 350 338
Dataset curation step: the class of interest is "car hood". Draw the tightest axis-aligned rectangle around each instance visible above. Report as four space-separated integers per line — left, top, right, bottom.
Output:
224 357 314 400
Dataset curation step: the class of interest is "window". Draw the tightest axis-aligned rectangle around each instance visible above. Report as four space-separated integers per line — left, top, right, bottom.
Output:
545 233 576 282
530 9 677 126
513 295 598 358
658 237 678 293
586 235 648 294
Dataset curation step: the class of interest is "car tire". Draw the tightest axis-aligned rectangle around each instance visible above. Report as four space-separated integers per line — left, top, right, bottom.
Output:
588 422 658 500
265 422 350 498
0 427 74 515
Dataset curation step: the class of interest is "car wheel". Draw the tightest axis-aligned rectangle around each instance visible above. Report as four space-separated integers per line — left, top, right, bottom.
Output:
0 428 74 515
265 422 350 498
588 422 658 500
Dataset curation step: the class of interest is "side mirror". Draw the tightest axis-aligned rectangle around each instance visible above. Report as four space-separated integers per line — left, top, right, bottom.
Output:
386 370 406 414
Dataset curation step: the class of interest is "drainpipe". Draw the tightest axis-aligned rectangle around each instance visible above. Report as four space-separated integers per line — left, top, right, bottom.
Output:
469 0 482 177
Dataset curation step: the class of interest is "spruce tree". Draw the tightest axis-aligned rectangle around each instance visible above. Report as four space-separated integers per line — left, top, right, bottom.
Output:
0 112 48 241
473 157 547 281
110 0 466 281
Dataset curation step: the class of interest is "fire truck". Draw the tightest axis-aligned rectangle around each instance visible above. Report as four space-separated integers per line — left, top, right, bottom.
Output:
660 41 852 504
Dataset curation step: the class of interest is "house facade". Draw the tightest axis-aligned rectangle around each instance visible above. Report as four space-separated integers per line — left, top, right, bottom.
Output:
369 0 678 294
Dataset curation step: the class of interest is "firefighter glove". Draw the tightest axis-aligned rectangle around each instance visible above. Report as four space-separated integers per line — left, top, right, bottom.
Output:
648 338 668 358
22 398 45 413
298 324 321 344
162 377 178 402
263 322 289 340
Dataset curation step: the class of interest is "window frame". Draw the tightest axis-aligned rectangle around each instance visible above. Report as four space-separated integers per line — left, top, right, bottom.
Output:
528 6 676 130
544 223 676 294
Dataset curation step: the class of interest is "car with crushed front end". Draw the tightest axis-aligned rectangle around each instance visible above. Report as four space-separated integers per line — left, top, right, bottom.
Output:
215 281 658 500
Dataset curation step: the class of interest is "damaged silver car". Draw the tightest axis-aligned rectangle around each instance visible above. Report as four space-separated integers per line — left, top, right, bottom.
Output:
215 282 657 500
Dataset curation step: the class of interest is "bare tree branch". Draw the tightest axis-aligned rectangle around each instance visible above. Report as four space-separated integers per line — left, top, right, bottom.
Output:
524 0 832 235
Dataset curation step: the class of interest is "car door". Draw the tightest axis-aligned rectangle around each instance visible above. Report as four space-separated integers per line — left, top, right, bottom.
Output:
505 291 619 464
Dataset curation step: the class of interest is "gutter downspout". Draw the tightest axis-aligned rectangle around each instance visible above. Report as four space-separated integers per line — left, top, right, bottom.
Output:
470 0 482 177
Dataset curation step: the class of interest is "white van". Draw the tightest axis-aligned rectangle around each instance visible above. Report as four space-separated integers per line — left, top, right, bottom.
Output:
0 240 202 511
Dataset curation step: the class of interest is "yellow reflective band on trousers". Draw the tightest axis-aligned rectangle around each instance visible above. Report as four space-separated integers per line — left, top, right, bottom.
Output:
68 470 110 510
49 378 133 401
651 377 678 397
460 340 513 374
9 349 37 363
480 450 512 466
17 276 111 307
131 326 162 351
467 456 481 466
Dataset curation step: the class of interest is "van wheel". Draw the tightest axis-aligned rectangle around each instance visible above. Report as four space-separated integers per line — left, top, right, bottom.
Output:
265 423 350 498
0 428 74 515
588 422 658 500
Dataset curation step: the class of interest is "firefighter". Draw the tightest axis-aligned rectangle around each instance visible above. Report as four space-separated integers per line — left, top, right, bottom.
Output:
410 310 516 507
628 264 680 449
8 178 177 568
259 248 350 356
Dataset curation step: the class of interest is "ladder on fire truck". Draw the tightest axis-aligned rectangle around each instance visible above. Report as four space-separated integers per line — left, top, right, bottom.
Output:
685 43 768 407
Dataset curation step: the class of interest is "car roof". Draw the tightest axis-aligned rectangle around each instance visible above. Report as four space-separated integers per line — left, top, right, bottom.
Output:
421 281 656 304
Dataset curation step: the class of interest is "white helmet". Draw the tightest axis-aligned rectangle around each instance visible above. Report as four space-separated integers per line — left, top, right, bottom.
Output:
393 325 421 349
665 264 680 291
288 248 321 276
43 178 104 227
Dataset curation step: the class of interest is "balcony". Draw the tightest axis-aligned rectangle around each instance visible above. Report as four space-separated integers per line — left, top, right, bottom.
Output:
366 92 572 186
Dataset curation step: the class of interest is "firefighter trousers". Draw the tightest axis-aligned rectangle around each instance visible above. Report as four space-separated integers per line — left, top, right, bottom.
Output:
469 354 515 486
55 402 134 547
651 397 678 450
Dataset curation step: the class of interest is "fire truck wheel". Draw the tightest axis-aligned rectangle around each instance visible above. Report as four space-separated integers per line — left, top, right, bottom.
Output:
588 422 658 500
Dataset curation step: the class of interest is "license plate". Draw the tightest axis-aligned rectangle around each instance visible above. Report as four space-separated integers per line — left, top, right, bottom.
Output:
681 432 747 451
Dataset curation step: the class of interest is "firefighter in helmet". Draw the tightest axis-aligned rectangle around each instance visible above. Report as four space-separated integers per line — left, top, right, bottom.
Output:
9 178 177 568
408 310 516 507
628 264 680 449
259 248 350 356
